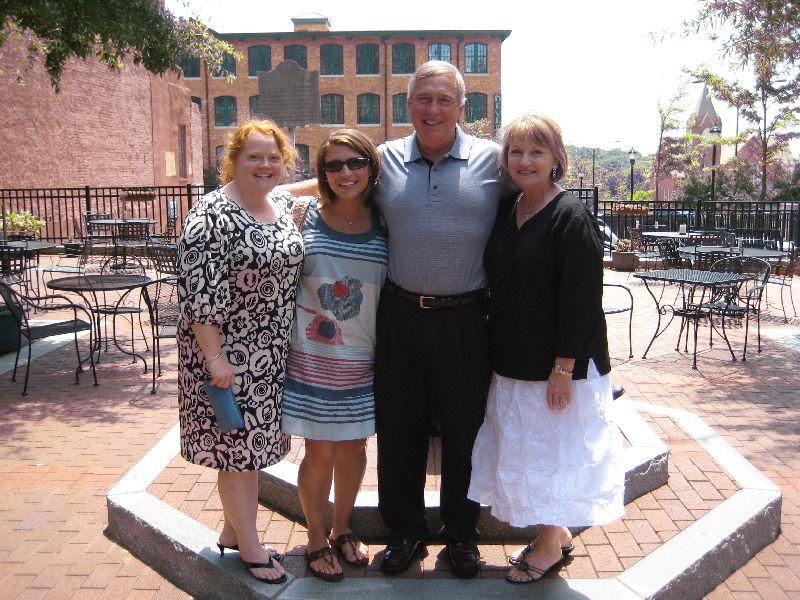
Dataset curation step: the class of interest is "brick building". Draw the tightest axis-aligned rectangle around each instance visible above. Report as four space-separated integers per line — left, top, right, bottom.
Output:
0 38 202 189
181 14 510 177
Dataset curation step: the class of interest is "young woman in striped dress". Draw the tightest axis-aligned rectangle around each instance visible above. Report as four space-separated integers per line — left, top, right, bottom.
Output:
279 129 387 581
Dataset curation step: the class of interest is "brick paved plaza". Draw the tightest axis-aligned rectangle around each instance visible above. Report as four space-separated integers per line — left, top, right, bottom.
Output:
0 267 799 598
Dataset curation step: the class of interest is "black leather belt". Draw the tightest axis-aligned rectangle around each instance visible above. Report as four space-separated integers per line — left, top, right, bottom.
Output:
384 280 486 309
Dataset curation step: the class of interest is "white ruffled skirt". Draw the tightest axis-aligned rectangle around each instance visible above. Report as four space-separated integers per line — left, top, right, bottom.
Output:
468 362 625 528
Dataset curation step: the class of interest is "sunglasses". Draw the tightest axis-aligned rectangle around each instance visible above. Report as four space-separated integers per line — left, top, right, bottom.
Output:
322 157 370 172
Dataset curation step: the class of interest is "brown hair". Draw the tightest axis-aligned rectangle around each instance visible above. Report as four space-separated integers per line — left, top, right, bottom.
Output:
499 113 568 182
316 129 381 207
219 119 298 184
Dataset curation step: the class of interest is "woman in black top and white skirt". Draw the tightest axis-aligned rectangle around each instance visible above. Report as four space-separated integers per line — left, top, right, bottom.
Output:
468 113 624 584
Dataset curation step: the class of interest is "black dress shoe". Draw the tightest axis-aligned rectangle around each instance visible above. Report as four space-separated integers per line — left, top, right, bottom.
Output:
447 541 480 577
380 538 425 574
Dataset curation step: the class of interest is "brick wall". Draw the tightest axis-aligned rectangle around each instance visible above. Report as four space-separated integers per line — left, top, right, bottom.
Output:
183 31 505 173
0 38 199 188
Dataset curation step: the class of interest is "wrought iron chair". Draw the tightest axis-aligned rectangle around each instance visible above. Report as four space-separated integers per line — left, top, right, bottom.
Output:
629 230 659 270
111 220 150 271
767 246 798 322
150 213 178 244
84 211 113 245
603 283 633 358
0 245 32 294
691 250 730 271
146 242 179 392
0 278 96 395
685 233 722 247
656 239 691 269
704 257 771 361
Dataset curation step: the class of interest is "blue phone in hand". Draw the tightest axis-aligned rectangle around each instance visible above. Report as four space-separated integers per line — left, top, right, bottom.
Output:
203 381 244 433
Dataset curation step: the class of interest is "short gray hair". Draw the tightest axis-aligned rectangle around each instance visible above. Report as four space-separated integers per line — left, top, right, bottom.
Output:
407 60 466 107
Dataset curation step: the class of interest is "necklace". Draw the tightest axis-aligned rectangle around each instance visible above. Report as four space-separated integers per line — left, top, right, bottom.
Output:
323 204 367 226
514 185 560 226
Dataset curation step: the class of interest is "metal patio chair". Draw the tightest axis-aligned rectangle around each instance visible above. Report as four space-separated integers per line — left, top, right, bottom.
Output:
603 283 634 358
0 279 96 395
704 257 771 361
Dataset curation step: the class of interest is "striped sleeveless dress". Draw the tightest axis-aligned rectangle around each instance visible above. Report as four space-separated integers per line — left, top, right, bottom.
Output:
281 200 388 441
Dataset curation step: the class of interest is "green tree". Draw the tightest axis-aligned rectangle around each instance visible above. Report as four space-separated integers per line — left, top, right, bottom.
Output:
687 0 800 200
653 87 687 201
1 0 238 89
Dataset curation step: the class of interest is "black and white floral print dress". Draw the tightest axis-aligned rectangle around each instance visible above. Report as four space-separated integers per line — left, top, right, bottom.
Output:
177 188 303 471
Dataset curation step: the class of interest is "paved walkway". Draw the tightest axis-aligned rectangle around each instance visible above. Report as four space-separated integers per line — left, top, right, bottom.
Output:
0 269 798 598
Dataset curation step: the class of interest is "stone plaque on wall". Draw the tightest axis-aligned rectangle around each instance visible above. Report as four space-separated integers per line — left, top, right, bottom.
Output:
258 61 320 128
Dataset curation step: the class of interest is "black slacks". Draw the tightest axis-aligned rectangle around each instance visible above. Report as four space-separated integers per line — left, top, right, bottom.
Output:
374 287 492 542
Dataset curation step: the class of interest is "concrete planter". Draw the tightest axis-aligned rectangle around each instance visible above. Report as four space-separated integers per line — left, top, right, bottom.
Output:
611 251 639 271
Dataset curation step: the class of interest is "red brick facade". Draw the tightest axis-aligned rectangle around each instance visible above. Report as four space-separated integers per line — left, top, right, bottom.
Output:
182 22 509 176
0 39 202 188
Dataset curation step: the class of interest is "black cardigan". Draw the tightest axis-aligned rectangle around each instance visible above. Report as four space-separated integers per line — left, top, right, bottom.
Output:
484 191 611 381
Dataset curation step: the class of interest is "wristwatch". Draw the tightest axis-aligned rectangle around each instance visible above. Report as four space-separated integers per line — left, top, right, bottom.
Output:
553 363 573 376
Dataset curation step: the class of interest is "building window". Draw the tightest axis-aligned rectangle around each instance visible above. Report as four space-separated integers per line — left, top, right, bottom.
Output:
249 95 261 119
284 44 307 69
356 44 379 75
177 125 187 179
392 43 415 74
464 43 488 74
214 96 237 127
465 92 488 122
428 42 451 63
248 45 271 76
320 44 343 75
357 94 380 125
392 93 409 124
215 145 225 167
320 94 344 124
179 53 200 78
296 144 310 174
212 52 237 78
190 96 202 110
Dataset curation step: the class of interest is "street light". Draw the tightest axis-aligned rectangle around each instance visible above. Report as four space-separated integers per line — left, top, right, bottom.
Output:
708 125 721 223
628 148 637 201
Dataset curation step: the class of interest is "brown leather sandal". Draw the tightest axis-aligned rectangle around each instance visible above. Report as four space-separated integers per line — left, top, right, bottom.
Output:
328 532 369 567
305 545 344 582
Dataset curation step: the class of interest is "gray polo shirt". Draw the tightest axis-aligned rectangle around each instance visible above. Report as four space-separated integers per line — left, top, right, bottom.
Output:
374 127 509 296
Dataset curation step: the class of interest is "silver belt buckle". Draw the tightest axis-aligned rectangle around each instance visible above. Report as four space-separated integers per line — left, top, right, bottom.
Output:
419 295 434 309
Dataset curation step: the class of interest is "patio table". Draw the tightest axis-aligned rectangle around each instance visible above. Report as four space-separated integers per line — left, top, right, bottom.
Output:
47 274 154 378
4 240 58 252
632 268 754 369
642 231 690 240
677 245 788 260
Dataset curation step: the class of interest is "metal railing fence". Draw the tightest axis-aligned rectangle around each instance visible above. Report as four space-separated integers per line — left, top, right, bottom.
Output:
1 185 216 243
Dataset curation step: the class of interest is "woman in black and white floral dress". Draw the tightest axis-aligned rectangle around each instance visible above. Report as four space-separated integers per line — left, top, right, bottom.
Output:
177 119 303 585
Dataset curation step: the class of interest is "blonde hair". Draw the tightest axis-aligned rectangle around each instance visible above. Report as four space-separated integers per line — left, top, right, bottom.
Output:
316 129 381 207
219 119 298 184
407 60 466 107
499 113 568 182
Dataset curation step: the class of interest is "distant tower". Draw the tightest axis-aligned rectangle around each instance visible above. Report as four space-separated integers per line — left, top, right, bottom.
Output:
687 84 722 167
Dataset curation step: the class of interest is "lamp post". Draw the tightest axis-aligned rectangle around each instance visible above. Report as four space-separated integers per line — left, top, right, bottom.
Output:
708 125 721 229
628 148 637 201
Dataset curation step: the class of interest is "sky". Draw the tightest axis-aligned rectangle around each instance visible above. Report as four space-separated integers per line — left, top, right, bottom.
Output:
166 0 795 156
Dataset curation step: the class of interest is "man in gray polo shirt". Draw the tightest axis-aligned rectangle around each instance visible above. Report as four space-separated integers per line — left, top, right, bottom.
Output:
373 61 509 577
